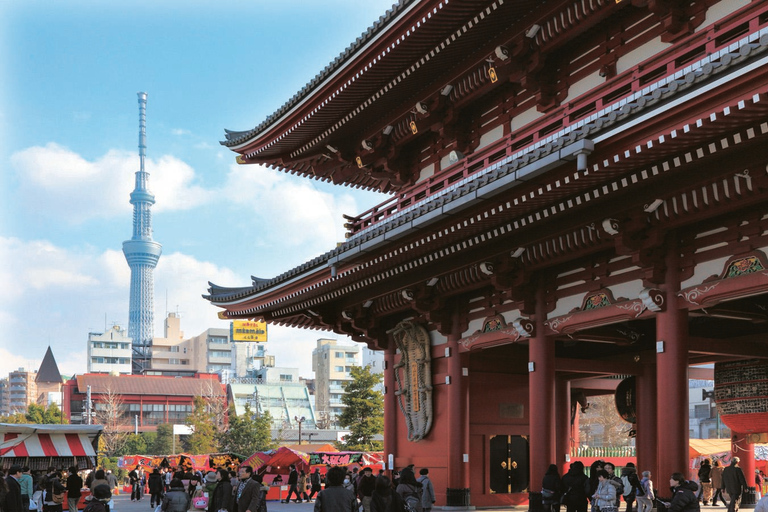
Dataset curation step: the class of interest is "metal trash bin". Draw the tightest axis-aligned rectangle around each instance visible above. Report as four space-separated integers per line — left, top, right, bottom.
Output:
446 488 471 507
742 487 757 506
528 491 544 512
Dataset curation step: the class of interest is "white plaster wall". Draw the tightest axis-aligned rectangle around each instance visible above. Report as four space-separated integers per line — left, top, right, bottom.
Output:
462 317 485 338
511 107 543 132
429 329 448 346
417 163 435 183
696 0 750 32
617 37 672 75
440 153 453 171
550 279 645 317
564 71 604 104
477 124 504 151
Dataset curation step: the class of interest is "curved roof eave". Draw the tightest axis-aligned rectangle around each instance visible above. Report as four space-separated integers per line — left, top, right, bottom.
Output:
221 0 420 151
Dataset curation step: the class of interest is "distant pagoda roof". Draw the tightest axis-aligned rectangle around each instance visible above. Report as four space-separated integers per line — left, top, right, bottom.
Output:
36 346 63 384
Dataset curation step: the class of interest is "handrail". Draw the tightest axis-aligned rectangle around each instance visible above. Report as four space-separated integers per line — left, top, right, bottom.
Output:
345 2 768 237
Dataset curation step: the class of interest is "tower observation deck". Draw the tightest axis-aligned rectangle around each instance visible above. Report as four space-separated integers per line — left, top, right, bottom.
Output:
123 92 162 374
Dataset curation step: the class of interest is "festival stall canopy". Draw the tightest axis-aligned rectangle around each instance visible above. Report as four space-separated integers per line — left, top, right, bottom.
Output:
261 446 310 474
242 451 270 470
0 423 102 470
689 439 732 458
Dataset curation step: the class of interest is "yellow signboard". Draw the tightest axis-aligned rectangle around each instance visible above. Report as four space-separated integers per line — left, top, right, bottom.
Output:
230 320 268 342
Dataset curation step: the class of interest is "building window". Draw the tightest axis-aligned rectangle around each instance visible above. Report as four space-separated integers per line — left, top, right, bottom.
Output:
169 346 180 353
279 374 293 382
209 337 228 344
335 351 343 358
169 358 180 365
694 404 711 419
334 366 344 372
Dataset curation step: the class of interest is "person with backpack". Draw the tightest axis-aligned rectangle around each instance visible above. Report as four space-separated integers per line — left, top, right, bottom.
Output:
698 459 712 505
636 471 655 512
371 475 405 512
395 468 422 512
621 463 640 512
604 463 624 509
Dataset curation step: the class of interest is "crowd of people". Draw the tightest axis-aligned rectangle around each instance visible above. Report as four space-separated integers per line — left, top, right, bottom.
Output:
542 457 768 512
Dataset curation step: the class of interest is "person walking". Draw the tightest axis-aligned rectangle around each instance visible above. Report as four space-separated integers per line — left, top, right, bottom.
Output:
283 465 300 504
711 461 727 507
635 471 655 512
149 469 165 508
395 467 422 512
161 479 190 512
562 461 591 512
313 467 357 512
105 471 118 495
371 475 405 512
417 469 435 512
358 467 377 512
5 465 24 512
698 459 712 505
666 473 700 512
722 458 748 512
66 467 83 512
621 463 640 512
130 468 142 502
308 468 322 502
542 464 563 512
298 470 310 503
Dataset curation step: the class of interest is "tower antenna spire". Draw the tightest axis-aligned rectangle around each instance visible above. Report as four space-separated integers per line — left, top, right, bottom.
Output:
123 92 162 374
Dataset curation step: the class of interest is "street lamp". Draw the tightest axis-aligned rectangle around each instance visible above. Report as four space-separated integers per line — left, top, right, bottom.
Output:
295 416 306 445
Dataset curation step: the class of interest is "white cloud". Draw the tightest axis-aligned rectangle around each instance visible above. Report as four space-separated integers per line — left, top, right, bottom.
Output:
10 143 209 223
220 164 358 253
0 237 246 377
171 128 191 136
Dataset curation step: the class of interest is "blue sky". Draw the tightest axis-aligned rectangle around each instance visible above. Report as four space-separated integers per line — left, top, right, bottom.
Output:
0 0 395 378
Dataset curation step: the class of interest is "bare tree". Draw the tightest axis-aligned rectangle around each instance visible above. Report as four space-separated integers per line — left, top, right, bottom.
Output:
578 395 633 446
94 386 129 456
197 380 227 430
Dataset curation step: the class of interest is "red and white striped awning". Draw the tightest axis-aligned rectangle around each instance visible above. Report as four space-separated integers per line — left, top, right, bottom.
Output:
0 432 96 457
0 424 101 459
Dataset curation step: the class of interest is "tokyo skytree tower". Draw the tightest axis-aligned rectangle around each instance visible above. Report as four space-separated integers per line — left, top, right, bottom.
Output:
123 92 162 374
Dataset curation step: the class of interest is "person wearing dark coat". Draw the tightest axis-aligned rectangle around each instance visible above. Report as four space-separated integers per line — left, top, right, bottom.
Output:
5 465 24 512
161 479 190 512
371 475 405 512
283 465 300 504
666 473 700 512
314 466 357 512
562 461 591 512
722 458 748 512
208 469 232 512
66 466 83 512
698 459 712 505
148 469 165 508
235 467 263 512
542 464 563 512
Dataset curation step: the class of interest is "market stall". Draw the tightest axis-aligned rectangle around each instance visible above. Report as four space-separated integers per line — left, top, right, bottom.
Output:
0 423 102 470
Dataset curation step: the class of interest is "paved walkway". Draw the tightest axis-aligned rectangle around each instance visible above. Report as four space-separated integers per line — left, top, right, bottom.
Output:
109 491 744 512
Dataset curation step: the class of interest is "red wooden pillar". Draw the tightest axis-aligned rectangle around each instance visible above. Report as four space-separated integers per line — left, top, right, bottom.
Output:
732 433 755 482
462 350 471 489
529 286 556 486
556 377 571 474
636 362 658 477
384 344 397 472
656 239 689 482
447 328 465 488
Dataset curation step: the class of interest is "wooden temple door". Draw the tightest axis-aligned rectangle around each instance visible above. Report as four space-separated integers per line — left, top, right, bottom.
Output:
489 435 529 494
